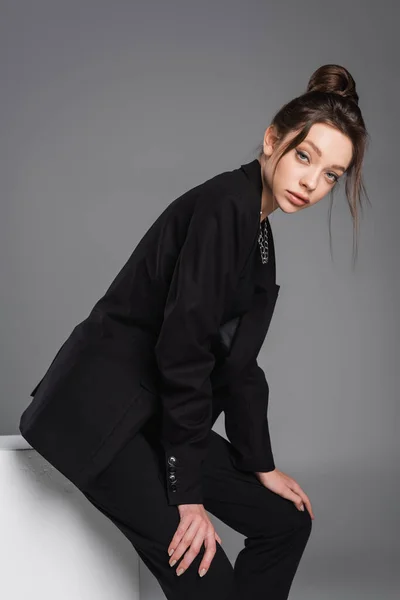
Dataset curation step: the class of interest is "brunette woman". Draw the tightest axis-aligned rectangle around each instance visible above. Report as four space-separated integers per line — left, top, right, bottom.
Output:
20 63 369 599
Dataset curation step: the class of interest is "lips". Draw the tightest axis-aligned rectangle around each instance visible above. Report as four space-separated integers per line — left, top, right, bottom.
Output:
286 191 309 205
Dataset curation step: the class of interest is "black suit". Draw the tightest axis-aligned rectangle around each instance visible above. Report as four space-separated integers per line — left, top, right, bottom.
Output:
19 158 280 506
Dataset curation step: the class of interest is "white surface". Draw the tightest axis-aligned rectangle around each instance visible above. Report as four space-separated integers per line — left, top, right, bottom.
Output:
0 436 140 599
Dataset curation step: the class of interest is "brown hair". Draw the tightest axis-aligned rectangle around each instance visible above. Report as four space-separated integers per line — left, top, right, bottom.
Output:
257 64 370 266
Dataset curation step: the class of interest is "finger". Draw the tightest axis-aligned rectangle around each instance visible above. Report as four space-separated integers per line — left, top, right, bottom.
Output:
290 485 315 519
302 497 315 519
168 517 191 556
175 526 209 576
198 531 217 577
168 515 200 554
215 532 222 545
280 487 304 511
295 490 314 518
169 518 198 564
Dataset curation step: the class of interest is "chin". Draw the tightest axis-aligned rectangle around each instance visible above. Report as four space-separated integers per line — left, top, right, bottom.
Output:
281 204 298 214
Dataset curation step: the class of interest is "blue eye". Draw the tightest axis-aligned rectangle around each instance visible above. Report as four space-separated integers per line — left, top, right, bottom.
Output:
296 150 308 161
296 150 339 184
327 172 339 183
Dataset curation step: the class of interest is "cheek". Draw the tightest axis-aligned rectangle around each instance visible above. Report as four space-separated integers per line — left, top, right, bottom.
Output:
273 156 300 187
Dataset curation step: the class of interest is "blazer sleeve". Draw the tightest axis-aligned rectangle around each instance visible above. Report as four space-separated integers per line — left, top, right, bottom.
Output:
154 193 255 506
223 357 276 473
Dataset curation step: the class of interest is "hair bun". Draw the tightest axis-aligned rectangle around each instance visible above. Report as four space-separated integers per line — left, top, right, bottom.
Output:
306 64 359 105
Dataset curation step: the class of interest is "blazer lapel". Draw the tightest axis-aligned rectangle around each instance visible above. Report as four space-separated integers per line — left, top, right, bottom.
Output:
238 158 278 292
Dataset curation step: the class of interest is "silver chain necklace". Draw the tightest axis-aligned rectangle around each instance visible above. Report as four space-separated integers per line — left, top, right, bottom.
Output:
258 211 269 264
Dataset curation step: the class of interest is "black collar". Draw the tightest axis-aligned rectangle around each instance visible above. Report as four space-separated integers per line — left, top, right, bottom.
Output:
240 158 263 205
239 158 278 288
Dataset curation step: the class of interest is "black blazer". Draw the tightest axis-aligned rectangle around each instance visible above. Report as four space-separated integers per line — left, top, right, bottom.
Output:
19 158 281 506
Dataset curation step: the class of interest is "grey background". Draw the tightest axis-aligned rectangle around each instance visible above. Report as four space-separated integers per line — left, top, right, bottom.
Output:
1 1 398 598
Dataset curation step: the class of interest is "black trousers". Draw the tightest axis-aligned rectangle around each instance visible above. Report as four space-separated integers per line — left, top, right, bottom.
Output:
79 414 312 600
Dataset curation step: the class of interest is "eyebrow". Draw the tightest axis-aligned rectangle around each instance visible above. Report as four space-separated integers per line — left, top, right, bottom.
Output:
302 140 347 172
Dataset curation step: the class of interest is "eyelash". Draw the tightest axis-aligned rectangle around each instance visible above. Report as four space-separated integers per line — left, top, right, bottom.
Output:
295 150 339 183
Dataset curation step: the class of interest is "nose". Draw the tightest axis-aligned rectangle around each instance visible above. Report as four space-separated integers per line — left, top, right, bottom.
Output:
300 176 317 193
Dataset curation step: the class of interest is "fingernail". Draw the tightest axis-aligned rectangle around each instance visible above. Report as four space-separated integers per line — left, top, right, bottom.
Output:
177 568 184 576
168 548 174 556
170 560 177 567
199 568 207 577
299 505 304 511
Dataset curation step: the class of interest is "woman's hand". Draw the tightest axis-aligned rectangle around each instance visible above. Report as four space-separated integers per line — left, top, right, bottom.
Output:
167 504 222 578
255 468 315 520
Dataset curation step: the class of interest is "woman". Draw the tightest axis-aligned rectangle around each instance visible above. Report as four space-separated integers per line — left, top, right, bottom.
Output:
19 63 369 599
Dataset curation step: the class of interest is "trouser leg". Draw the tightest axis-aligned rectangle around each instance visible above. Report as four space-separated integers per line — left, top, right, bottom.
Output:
202 432 313 599
79 420 237 600
79 419 312 600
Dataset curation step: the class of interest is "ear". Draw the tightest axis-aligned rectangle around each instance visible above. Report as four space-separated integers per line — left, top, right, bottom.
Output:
262 125 281 157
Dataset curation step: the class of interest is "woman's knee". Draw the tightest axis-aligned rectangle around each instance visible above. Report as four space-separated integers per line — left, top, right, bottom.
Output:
257 492 313 539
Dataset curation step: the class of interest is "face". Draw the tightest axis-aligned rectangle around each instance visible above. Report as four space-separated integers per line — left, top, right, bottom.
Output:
259 122 353 214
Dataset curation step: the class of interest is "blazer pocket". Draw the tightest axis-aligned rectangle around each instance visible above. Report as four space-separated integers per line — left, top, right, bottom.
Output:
212 315 242 360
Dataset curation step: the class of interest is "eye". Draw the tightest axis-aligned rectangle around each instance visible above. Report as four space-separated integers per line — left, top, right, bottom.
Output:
296 150 309 162
327 172 339 183
296 150 339 184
